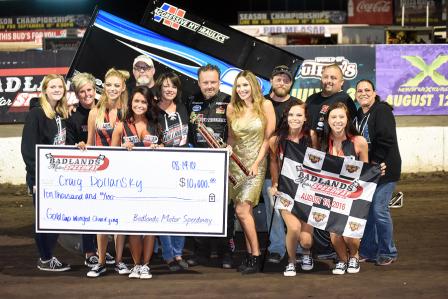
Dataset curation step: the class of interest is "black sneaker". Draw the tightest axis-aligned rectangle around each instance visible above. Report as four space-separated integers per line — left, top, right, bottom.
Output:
84 255 99 268
115 262 131 275
237 253 250 272
186 256 199 266
267 252 282 264
376 256 397 266
347 257 360 274
301 254 314 271
176 259 189 270
37 257 71 272
222 253 233 269
167 260 182 272
283 263 297 277
105 252 115 265
332 261 347 275
241 255 260 275
87 263 107 277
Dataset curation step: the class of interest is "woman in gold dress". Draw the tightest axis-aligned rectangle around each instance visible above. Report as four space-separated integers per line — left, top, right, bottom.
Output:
226 70 275 274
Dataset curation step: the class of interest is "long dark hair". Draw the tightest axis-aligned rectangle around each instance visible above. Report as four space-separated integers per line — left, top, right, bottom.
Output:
154 72 182 104
275 99 309 143
320 101 360 152
127 86 160 128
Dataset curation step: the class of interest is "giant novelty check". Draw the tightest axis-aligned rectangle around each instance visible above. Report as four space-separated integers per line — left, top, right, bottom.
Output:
36 145 229 236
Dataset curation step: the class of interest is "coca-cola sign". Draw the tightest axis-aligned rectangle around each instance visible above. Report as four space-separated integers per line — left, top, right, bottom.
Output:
356 0 391 13
348 0 393 25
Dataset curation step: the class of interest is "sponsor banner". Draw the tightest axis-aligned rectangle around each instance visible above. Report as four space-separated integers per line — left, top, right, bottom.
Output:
36 145 229 236
348 0 393 25
141 2 302 82
232 24 333 36
0 50 74 123
276 141 380 238
394 0 446 26
376 44 448 115
0 29 67 42
285 45 375 102
0 15 90 30
237 11 347 25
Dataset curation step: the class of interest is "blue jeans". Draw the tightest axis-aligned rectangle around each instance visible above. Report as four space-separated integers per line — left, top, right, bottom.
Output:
159 236 185 261
263 179 286 257
360 181 398 260
31 186 59 260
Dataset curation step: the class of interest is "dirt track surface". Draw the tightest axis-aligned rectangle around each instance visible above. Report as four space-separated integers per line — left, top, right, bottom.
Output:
1 174 447 298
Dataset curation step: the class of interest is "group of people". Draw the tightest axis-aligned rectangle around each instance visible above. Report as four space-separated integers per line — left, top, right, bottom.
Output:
21 55 401 280
263 64 400 277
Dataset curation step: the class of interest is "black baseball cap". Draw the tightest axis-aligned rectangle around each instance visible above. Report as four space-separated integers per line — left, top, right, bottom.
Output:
271 65 292 80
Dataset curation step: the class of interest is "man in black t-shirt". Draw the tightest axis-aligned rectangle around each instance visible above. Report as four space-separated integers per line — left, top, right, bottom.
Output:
306 64 357 147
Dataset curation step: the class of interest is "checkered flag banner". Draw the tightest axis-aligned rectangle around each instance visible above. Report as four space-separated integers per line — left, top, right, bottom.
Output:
276 141 381 238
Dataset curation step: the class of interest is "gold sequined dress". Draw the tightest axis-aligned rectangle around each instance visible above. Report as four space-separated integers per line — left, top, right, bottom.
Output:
229 114 266 206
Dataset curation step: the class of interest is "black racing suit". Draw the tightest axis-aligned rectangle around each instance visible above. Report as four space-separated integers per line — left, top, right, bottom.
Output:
186 91 234 259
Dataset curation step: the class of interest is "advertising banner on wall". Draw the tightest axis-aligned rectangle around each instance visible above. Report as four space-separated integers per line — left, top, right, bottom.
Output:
0 29 68 42
0 50 74 123
348 0 393 25
285 45 376 102
0 15 90 30
238 11 347 25
375 44 448 115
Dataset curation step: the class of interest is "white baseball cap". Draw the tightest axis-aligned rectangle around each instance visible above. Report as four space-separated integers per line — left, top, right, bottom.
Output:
133 55 154 68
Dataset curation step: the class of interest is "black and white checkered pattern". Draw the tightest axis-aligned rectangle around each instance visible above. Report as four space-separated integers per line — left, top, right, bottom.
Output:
276 141 381 238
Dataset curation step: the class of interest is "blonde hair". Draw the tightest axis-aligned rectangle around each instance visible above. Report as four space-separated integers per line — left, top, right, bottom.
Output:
228 70 266 125
39 74 69 119
71 72 96 95
96 68 130 128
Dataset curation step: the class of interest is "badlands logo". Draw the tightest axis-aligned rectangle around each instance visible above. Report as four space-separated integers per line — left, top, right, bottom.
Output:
298 57 358 80
153 2 230 44
279 197 292 208
312 212 327 222
349 221 362 231
295 168 364 199
45 153 109 172
345 164 360 173
308 154 322 164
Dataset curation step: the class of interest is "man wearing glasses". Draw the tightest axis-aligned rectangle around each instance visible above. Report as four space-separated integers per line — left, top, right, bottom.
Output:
130 54 157 92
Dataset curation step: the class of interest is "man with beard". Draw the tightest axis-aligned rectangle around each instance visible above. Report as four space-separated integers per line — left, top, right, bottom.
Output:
263 65 306 266
185 64 234 269
129 55 157 93
306 64 357 147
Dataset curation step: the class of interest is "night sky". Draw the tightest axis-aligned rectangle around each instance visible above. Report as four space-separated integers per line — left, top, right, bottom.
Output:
0 0 348 25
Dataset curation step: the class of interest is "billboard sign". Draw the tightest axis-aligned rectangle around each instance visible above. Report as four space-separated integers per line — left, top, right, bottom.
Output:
376 44 448 115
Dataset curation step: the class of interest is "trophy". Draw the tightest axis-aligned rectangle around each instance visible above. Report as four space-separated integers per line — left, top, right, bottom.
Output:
190 112 250 186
